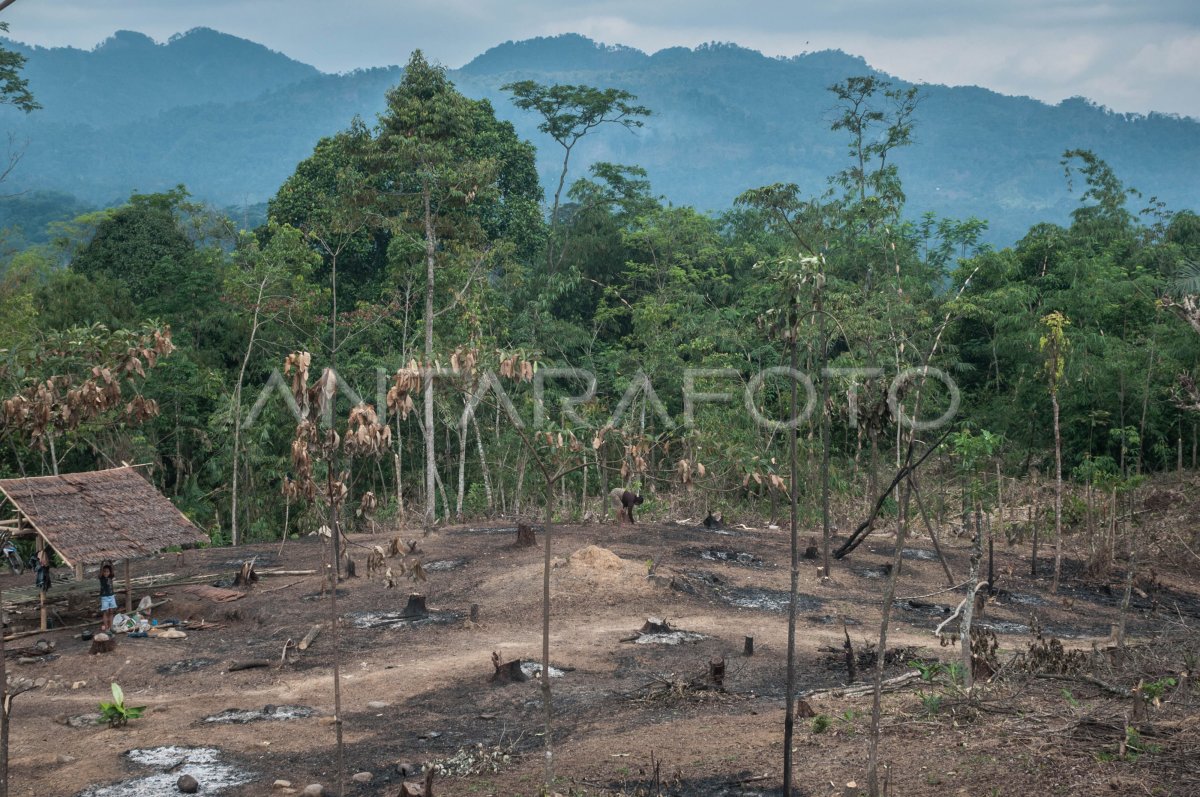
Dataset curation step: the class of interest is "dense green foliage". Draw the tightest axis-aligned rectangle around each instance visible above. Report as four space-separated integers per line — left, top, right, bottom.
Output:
1 42 1198 549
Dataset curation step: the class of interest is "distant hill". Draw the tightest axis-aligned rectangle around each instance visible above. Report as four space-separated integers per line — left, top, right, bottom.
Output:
1 29 1198 244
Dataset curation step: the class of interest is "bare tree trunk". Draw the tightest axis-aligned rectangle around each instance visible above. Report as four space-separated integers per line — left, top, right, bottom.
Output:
866 482 910 797
422 186 436 533
472 415 493 513
1051 392 1064 593
783 335 799 797
541 478 556 788
1 582 8 796
231 275 268 548
960 504 986 691
455 421 467 521
394 414 405 526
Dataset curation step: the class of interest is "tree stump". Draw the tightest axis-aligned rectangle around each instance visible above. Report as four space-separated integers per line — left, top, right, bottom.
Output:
743 636 754 656
803 536 820 560
89 633 115 655
234 559 259 588
640 617 673 634
842 621 857 683
707 656 725 689
469 604 480 623
795 698 816 718
489 651 528 684
342 556 357 579
400 594 428 618
515 523 536 548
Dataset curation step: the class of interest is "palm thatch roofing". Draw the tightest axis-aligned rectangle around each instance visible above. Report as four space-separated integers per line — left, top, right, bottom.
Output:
0 466 207 567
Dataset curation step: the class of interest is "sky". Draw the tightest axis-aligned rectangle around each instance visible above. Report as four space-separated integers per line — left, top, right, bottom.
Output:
4 0 1199 118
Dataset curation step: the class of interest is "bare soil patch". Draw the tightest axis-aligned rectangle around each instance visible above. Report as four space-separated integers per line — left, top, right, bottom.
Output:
5 498 1199 797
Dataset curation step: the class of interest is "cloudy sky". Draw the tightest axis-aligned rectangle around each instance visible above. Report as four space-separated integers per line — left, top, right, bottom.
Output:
5 0 1199 117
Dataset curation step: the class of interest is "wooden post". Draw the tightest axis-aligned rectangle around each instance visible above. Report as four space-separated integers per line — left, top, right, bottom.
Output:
37 536 46 631
124 559 132 613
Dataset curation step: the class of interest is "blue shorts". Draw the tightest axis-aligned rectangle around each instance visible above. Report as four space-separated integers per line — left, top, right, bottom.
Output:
100 595 117 611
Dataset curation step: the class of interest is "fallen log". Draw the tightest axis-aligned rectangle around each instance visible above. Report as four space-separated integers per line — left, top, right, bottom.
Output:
800 670 921 700
298 624 322 651
227 660 271 672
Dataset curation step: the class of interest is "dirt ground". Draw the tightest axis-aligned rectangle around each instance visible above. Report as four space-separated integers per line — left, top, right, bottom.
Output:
4 487 1200 797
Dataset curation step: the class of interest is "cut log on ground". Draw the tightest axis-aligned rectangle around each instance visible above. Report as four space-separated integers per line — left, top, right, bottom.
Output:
489 651 528 684
800 670 921 700
227 660 271 672
298 624 322 651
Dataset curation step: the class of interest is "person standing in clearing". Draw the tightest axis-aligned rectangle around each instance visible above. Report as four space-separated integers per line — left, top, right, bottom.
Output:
98 562 117 632
608 488 644 524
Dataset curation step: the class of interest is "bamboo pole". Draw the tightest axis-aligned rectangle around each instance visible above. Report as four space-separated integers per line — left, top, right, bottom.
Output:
124 560 132 613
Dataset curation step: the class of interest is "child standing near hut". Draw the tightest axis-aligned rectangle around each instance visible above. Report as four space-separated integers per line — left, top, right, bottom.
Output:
98 562 116 632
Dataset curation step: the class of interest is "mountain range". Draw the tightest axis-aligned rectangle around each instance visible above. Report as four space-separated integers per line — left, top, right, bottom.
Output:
1 27 1198 245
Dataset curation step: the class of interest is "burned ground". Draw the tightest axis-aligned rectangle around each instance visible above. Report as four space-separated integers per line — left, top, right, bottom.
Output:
4 495 1199 797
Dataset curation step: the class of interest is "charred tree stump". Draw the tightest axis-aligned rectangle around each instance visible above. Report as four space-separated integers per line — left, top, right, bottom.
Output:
400 594 428 618
396 767 435 797
89 633 115 655
234 559 259 588
489 651 528 684
469 604 480 623
743 636 754 656
515 523 536 548
842 622 857 683
342 556 357 579
803 536 820 560
640 617 673 634
708 656 726 689
795 698 816 718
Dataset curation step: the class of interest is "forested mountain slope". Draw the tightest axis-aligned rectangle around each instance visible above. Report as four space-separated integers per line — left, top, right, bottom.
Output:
1 30 1198 244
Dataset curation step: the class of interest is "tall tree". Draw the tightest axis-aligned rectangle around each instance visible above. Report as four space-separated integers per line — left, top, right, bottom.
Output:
375 51 501 531
1041 310 1070 593
503 80 650 276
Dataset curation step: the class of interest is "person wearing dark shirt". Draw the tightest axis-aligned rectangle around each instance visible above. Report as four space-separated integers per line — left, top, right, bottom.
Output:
98 562 116 632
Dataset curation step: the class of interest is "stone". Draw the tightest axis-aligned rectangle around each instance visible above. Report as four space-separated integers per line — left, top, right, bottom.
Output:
272 781 292 789
351 772 372 783
302 785 325 797
55 754 76 764
177 774 199 793
366 700 388 710
71 681 87 690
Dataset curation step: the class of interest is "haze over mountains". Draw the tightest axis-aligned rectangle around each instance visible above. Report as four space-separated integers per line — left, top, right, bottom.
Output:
2 27 1198 244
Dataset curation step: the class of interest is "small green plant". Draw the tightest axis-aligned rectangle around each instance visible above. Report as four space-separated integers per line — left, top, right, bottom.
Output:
811 714 831 734
98 683 145 728
908 659 944 682
1061 688 1080 708
918 690 943 716
945 661 966 686
1141 677 1176 705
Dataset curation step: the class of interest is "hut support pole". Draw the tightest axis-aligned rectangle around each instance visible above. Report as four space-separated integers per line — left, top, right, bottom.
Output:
37 536 46 631
124 559 132 613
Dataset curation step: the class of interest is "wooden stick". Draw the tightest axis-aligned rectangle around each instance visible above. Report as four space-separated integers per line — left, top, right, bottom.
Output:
124 559 132 613
3 619 102 642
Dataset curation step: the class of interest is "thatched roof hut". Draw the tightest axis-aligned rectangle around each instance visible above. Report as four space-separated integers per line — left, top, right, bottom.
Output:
0 466 207 567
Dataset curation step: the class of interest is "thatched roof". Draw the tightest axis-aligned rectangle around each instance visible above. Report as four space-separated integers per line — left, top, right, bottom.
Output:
0 467 208 566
